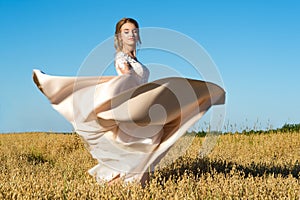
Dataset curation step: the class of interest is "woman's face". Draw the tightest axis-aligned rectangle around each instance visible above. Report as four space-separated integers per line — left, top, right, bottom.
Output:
120 22 139 47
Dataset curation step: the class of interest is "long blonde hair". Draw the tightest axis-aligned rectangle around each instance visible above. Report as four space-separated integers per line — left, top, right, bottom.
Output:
114 18 141 52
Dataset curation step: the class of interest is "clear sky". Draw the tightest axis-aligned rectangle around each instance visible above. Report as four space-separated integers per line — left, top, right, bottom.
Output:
0 0 299 133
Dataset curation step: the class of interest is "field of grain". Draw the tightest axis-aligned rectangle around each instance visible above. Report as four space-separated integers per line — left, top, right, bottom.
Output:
0 129 299 199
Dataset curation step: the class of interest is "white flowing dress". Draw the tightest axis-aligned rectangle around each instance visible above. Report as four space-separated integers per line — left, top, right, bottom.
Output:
32 51 225 183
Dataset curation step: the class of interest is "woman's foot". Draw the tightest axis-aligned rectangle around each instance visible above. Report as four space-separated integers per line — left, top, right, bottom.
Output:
107 174 121 185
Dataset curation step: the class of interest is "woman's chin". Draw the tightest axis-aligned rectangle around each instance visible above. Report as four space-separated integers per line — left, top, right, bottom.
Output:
125 40 137 45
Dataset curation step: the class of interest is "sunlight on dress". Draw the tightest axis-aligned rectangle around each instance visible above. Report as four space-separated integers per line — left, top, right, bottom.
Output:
32 52 225 184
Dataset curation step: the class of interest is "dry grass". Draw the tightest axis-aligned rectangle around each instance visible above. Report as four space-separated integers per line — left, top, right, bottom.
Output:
0 131 299 199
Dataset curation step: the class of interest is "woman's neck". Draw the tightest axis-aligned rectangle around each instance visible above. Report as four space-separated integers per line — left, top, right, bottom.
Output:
122 46 136 58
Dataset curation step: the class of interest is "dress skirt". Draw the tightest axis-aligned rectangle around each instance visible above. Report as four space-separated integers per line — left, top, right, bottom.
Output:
32 69 225 183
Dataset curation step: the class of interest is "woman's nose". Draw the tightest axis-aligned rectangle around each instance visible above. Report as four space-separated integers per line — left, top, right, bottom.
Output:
128 31 134 37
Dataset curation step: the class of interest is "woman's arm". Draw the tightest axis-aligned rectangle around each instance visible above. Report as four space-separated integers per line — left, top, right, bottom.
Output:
115 60 131 75
115 52 131 75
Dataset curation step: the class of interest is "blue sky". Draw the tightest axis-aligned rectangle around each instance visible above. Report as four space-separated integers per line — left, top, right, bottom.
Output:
0 0 299 133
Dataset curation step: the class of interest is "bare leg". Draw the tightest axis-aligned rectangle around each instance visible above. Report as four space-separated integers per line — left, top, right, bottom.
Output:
140 172 150 188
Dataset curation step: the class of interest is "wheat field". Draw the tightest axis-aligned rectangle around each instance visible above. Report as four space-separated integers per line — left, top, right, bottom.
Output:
0 129 299 199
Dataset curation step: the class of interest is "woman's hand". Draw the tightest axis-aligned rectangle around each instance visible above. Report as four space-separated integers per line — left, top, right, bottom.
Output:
118 62 131 74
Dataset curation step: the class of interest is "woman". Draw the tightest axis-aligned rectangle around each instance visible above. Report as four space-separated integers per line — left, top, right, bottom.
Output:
33 18 225 186
114 18 149 87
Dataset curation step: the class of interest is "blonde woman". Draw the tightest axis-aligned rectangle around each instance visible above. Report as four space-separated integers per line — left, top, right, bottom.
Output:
114 18 149 85
33 17 225 186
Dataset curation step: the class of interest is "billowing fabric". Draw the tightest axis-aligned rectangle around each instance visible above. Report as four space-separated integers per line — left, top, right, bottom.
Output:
32 58 225 183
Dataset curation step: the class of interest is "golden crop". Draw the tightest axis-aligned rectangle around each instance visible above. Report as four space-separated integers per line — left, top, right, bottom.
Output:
0 131 299 199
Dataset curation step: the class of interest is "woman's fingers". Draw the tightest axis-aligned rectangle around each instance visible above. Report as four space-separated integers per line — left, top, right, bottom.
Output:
121 62 130 74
